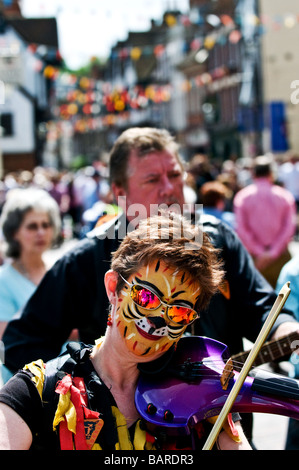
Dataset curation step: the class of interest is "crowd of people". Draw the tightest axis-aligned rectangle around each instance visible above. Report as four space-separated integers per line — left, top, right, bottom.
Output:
0 127 299 451
0 163 112 243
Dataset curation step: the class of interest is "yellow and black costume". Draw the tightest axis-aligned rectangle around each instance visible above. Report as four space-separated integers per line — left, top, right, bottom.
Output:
0 342 241 450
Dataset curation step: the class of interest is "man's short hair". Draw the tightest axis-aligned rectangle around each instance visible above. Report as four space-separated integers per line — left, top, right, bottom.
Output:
253 155 273 178
200 181 228 207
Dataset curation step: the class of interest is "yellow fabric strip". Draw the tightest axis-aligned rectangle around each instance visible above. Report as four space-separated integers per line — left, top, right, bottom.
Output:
53 391 77 434
111 406 133 450
23 360 45 398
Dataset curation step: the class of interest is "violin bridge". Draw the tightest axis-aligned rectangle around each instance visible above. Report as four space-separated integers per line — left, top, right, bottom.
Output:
220 358 235 390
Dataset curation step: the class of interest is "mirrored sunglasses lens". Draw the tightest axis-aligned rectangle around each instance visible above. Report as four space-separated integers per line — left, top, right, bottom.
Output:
131 285 160 309
167 306 198 325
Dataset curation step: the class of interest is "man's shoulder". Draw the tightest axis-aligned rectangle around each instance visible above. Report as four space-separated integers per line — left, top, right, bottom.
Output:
233 184 256 203
200 214 237 251
272 184 296 203
201 213 222 232
86 211 124 240
201 213 234 235
61 213 123 258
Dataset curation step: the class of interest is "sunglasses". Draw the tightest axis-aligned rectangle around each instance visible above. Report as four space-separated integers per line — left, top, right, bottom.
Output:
119 274 199 326
24 222 53 231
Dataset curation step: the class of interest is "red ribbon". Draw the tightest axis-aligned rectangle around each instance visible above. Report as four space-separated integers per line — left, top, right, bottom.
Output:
56 375 100 450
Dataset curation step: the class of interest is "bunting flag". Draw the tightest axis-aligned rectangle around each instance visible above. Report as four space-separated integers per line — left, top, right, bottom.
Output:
26 8 299 137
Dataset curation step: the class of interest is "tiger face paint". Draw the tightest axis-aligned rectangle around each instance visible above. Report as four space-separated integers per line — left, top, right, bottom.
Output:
115 260 201 358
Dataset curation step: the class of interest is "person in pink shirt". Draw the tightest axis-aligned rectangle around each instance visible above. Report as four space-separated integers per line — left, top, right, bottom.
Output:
233 155 296 287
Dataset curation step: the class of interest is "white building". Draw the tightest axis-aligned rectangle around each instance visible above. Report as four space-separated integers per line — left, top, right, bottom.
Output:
0 13 60 174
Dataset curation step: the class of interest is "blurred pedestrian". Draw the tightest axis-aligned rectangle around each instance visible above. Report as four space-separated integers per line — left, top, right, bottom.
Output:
0 188 61 381
278 152 299 210
46 169 70 218
187 153 215 202
81 166 110 212
234 155 296 287
200 180 235 229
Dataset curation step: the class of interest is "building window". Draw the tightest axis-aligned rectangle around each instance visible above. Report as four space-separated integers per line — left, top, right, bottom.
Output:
0 113 13 136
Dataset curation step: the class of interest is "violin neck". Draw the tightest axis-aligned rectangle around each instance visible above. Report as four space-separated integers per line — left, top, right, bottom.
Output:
232 331 299 367
252 369 299 401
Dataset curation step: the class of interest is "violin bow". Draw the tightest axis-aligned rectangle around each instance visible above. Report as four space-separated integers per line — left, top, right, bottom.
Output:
202 281 291 450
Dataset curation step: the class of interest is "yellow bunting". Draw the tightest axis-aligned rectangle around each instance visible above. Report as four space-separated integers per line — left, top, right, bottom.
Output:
165 14 177 27
43 65 56 79
114 99 125 112
131 47 142 61
79 77 90 89
204 36 216 50
67 103 78 115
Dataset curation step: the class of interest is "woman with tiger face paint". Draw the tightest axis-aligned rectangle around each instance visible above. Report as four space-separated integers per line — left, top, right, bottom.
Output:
0 212 252 450
98 211 223 360
88 212 251 449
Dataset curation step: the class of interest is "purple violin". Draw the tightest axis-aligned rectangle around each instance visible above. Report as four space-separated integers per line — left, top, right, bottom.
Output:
135 335 299 436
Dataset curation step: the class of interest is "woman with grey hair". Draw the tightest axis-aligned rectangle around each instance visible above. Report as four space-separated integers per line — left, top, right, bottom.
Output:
0 188 61 345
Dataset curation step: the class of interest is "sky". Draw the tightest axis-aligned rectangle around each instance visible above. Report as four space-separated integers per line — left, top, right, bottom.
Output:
20 0 190 69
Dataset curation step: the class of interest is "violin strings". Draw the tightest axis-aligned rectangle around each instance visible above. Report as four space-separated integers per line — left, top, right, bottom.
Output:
176 358 299 396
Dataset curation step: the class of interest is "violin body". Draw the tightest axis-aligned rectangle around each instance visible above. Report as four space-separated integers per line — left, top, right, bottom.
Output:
135 336 299 435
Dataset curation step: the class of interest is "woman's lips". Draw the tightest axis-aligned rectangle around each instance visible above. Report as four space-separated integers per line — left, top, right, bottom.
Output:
136 325 163 340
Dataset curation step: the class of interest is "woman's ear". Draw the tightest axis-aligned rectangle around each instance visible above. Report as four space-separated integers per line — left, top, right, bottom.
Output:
104 270 118 303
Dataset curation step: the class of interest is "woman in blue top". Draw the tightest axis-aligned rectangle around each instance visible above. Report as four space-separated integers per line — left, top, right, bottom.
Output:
0 188 61 367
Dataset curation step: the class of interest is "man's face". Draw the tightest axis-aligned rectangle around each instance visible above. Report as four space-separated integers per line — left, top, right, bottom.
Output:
115 261 200 358
115 150 185 222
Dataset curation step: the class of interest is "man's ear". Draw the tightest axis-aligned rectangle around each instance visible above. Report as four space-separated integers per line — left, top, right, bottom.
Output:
111 182 126 200
104 270 118 303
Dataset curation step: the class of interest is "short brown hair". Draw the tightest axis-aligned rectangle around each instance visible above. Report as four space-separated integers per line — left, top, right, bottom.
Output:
253 155 273 178
200 181 228 207
109 127 184 190
110 212 224 313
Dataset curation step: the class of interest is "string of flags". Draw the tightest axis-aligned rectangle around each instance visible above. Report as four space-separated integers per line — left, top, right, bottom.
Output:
29 9 299 134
